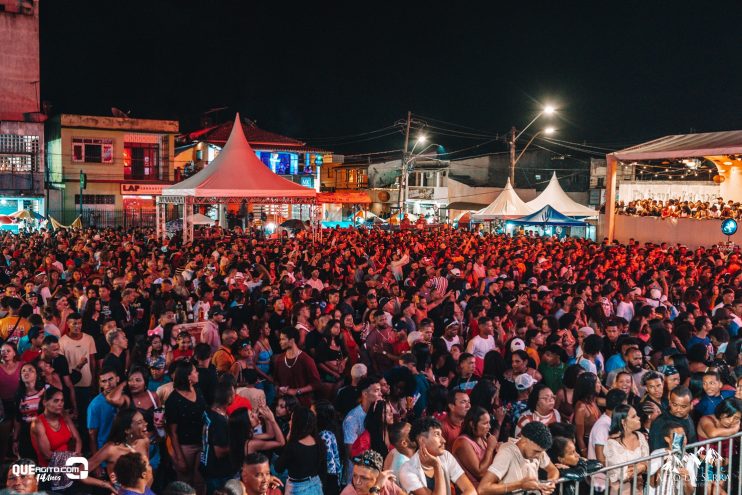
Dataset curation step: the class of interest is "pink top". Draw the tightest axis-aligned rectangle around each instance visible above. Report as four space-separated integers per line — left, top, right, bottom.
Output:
0 362 21 400
451 435 485 486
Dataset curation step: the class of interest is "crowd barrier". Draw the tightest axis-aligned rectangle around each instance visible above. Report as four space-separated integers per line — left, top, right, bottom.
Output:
512 431 742 495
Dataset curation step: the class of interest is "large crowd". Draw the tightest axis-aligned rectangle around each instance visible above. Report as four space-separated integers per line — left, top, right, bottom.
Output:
1 225 742 495
616 198 742 220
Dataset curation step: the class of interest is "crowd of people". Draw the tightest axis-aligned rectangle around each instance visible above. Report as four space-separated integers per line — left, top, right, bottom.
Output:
1 224 742 495
615 198 742 220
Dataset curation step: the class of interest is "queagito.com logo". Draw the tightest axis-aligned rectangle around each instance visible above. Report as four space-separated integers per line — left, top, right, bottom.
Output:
12 457 89 483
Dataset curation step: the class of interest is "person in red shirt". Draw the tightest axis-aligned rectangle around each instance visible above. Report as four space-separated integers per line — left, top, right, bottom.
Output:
441 389 471 448
273 327 321 406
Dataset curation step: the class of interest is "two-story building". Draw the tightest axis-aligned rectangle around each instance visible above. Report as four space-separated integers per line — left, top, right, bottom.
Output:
0 0 46 224
45 114 178 225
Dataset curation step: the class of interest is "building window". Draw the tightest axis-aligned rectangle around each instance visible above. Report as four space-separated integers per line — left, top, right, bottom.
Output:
74 194 115 205
0 134 39 172
124 142 160 180
72 138 114 164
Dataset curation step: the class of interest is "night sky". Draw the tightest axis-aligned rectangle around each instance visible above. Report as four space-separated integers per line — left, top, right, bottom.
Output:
39 1 742 155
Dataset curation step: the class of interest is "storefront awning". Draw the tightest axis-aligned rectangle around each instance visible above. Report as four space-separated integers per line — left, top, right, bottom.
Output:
318 191 371 204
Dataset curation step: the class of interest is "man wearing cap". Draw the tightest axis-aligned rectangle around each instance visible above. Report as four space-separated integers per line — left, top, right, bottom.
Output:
306 269 324 292
201 307 226 355
478 421 559 495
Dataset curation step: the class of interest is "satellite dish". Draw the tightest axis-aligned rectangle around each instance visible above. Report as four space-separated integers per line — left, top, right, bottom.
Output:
111 107 130 118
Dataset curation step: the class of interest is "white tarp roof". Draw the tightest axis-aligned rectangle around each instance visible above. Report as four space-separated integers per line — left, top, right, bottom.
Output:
611 130 742 161
163 114 316 200
526 172 597 217
472 178 534 220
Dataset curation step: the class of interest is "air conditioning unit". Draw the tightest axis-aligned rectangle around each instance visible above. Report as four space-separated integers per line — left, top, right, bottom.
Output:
18 0 34 15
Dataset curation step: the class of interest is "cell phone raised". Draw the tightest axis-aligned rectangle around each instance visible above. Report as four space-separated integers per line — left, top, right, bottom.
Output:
671 432 684 452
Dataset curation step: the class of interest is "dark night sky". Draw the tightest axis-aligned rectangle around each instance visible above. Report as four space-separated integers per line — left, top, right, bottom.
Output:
39 1 742 155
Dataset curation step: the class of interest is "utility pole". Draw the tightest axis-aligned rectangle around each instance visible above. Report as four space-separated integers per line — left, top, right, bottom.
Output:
400 111 412 215
509 126 517 187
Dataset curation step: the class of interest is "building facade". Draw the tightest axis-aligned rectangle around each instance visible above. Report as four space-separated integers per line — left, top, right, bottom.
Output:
46 114 178 224
0 0 45 223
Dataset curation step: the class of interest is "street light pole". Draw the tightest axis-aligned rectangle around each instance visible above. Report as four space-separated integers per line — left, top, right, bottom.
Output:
509 106 555 187
400 111 412 214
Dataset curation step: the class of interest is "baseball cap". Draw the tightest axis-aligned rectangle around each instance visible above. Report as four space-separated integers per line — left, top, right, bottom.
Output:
527 277 538 286
510 338 526 352
537 285 551 292
450 268 461 276
209 307 227 317
147 356 166 369
515 373 536 391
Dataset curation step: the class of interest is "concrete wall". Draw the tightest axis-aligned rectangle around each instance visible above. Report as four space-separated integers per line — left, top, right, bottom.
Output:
0 0 39 114
603 214 735 248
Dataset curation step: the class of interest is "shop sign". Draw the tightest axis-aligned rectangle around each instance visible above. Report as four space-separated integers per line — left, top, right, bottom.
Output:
120 184 167 195
318 191 372 204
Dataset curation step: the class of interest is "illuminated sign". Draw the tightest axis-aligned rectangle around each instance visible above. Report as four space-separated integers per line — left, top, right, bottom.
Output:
300 177 313 188
120 184 167 195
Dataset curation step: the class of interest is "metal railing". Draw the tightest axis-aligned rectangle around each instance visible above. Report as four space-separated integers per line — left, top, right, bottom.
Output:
46 209 162 229
515 432 742 495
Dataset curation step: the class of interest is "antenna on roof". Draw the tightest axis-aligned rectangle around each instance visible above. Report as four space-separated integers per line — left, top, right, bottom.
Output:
111 107 130 118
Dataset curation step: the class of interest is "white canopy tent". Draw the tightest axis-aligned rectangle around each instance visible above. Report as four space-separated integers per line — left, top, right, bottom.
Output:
158 114 317 241
472 178 534 220
526 172 597 217
188 213 215 225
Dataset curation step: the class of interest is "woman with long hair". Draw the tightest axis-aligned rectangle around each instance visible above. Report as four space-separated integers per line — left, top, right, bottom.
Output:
85 408 150 490
573 372 601 457
315 400 345 495
316 319 348 387
604 404 648 495
12 362 46 459
275 406 325 495
165 361 206 493
30 387 82 466
697 397 742 458
451 406 498 487
106 366 164 468
227 403 285 466
1 342 22 460
350 399 394 458
555 364 584 421
253 321 275 405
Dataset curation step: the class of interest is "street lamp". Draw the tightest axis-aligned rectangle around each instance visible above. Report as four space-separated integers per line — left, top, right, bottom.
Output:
399 134 430 214
509 106 556 186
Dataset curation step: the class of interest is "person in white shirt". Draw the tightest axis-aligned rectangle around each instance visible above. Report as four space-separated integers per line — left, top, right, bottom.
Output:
616 287 639 323
399 417 476 495
306 269 325 292
588 389 627 491
647 422 700 495
466 317 496 359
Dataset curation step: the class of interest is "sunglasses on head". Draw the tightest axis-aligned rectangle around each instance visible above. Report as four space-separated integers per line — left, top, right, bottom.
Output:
352 456 380 471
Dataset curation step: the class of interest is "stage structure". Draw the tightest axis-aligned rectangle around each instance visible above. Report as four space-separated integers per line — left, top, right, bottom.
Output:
158 114 317 242
605 130 742 241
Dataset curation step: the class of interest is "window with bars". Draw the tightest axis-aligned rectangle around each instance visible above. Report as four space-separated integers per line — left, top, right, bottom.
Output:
72 137 114 164
0 134 39 173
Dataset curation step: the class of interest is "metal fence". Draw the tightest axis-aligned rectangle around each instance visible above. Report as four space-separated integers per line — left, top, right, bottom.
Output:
515 431 742 495
47 209 162 229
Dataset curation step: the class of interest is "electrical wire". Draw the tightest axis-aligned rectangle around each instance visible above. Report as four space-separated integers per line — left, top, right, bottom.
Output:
297 124 401 142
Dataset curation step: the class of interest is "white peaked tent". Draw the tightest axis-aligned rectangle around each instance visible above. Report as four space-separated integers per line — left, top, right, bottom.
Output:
158 113 317 242
526 172 597 217
188 213 215 225
472 178 534 220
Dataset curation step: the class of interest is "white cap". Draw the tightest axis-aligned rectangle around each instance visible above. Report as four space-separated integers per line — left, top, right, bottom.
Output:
510 338 526 352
